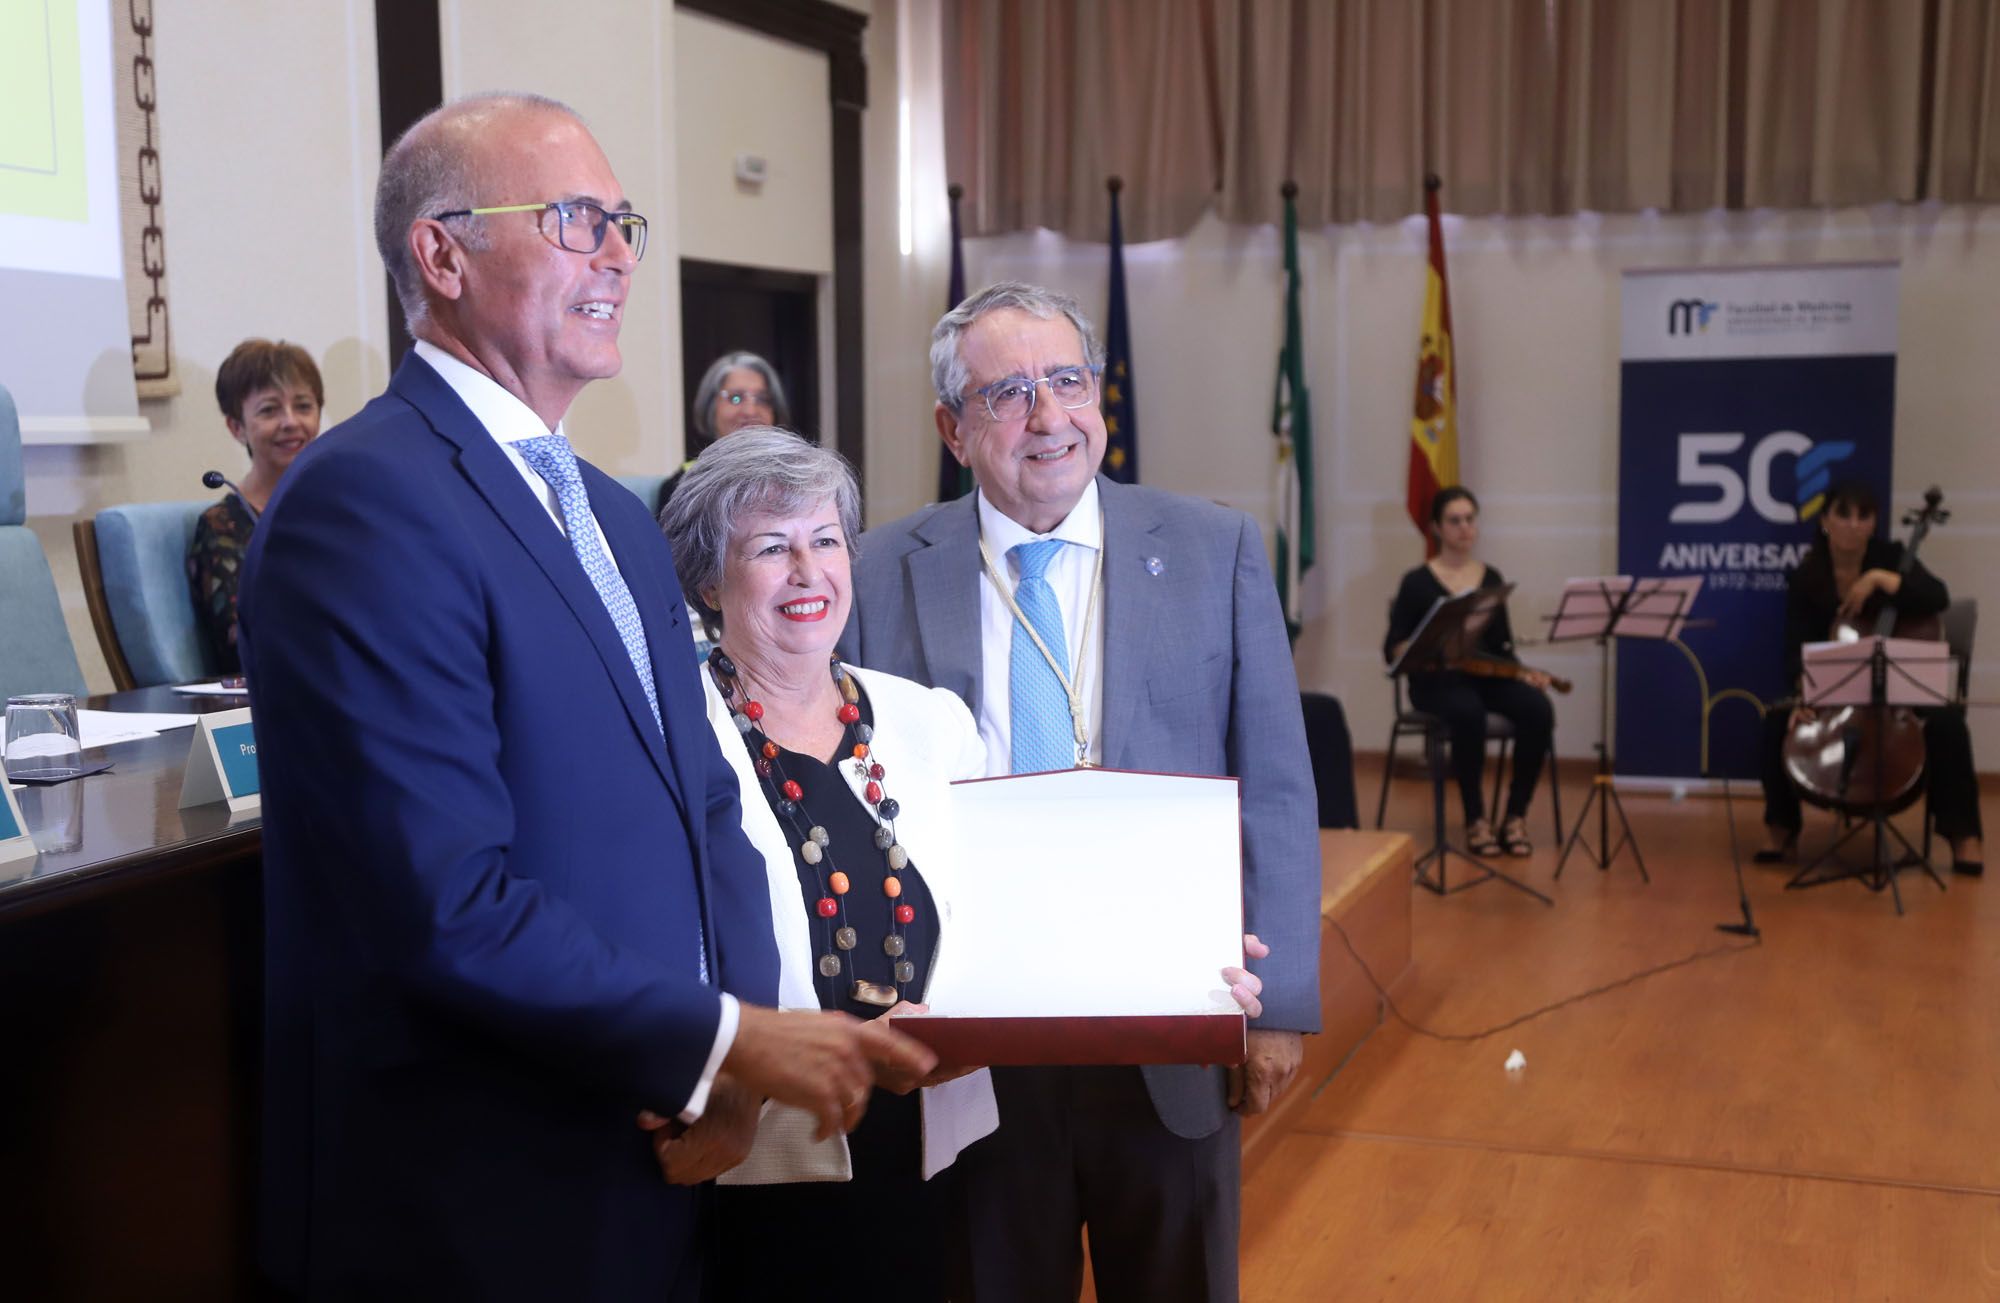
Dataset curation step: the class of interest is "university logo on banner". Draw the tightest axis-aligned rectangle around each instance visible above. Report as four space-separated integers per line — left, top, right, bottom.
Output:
1616 263 1899 780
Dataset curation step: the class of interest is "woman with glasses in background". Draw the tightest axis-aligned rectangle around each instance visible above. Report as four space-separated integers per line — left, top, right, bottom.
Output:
655 351 792 514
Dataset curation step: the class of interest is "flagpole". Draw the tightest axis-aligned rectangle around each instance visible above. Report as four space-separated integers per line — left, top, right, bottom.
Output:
939 182 971 503
1102 176 1139 484
1278 180 1302 634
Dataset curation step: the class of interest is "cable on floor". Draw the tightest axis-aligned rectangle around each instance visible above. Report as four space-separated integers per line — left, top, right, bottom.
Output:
1322 911 1762 1044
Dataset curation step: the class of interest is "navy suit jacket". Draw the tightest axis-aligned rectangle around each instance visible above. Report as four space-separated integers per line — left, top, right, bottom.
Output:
842 477 1321 1140
241 355 778 1300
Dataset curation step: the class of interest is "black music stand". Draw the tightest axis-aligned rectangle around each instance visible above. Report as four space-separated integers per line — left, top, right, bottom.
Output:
1545 576 1701 882
1389 585 1554 905
1785 636 1953 914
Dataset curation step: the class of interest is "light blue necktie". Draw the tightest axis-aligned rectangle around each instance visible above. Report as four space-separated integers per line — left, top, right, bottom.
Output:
516 434 708 983
514 434 662 734
1009 539 1075 774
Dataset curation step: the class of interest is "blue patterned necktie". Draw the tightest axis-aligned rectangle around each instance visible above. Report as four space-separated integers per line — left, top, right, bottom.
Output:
1009 538 1075 774
513 434 662 735
516 434 708 983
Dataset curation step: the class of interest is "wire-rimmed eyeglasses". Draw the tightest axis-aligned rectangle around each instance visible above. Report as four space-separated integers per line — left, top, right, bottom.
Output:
972 365 1102 422
431 200 649 262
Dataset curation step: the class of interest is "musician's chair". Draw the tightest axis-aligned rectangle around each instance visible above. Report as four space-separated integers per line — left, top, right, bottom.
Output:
1373 675 1563 844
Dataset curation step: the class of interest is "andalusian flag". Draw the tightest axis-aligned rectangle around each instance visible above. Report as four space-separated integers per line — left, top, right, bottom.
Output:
1101 178 1138 482
1272 184 1314 643
1407 175 1459 555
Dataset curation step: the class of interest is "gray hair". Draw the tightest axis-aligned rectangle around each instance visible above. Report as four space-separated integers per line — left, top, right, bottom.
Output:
930 281 1105 412
690 351 792 443
660 426 861 635
374 91 579 332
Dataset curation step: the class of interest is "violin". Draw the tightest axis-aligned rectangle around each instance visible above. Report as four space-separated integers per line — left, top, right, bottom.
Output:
1780 488 1947 815
1450 655 1573 695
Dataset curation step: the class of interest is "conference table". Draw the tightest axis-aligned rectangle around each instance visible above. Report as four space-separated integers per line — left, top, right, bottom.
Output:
1 687 263 1299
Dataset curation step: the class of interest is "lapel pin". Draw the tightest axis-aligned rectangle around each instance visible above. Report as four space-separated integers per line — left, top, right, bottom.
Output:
1144 556 1164 576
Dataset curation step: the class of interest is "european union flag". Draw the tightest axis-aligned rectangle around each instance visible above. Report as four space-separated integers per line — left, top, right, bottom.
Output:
938 182 975 503
1102 178 1138 484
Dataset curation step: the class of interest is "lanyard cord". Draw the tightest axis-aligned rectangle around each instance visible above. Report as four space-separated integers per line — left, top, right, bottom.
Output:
977 515 1107 766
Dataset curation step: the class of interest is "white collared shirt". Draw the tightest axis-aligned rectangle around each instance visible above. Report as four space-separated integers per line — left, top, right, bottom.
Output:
412 340 626 582
975 479 1106 775
411 339 734 1123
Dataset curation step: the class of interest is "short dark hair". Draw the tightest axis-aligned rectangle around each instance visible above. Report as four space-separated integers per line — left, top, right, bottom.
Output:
1822 479 1879 519
215 339 324 423
1430 485 1479 526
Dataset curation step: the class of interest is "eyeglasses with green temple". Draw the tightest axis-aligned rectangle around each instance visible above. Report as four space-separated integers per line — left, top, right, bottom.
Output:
431 200 649 262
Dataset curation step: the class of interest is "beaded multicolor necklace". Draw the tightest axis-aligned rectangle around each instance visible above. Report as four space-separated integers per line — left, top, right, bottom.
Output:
708 648 915 1008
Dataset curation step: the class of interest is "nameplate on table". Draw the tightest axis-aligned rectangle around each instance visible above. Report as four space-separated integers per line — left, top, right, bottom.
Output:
894 767 1247 1068
178 708 261 814
0 779 34 866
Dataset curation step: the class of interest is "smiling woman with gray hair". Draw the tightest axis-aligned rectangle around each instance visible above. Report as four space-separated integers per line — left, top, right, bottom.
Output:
658 425 995 1300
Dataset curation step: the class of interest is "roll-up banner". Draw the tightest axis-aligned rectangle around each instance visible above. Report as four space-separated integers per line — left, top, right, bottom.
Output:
1616 263 1899 781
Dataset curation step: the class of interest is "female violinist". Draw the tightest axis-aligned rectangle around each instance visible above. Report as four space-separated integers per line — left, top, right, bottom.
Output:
1756 480 1983 873
1384 487 1556 858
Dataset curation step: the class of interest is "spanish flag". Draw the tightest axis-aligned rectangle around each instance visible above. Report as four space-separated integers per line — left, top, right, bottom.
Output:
1407 175 1458 555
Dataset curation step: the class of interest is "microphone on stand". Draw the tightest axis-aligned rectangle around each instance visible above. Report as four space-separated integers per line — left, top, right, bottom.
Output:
1715 773 1763 939
202 470 261 521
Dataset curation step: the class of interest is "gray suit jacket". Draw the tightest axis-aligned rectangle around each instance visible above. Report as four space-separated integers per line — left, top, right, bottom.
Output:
841 476 1321 1140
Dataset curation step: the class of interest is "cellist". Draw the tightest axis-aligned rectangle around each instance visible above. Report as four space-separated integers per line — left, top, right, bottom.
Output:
1756 480 1983 873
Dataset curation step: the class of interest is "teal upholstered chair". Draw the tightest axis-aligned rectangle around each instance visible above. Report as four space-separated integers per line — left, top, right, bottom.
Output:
0 383 90 702
614 473 670 516
75 501 216 689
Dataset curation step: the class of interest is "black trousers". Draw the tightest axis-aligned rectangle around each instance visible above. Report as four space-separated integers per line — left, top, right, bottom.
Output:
1407 672 1554 825
949 1066 1241 1303
710 1087 952 1301
1760 705 1984 843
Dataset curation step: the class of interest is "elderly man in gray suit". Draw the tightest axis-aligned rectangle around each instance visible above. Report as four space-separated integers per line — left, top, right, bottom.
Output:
840 281 1321 1302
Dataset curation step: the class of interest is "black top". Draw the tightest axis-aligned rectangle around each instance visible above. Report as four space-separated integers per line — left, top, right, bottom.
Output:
746 685 938 1018
1782 537 1949 685
652 464 690 518
186 492 257 675
1383 562 1519 668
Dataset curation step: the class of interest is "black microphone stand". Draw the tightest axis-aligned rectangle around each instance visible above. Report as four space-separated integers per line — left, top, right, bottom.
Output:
1715 771 1761 938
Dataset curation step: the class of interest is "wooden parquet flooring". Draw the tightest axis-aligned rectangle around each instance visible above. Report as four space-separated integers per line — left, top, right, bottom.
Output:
1240 757 2000 1301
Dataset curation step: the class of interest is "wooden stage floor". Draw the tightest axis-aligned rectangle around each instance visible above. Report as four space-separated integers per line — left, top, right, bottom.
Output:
1242 755 2000 1300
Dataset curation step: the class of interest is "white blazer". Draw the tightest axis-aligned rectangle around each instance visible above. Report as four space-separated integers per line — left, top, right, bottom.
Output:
705 662 1000 1184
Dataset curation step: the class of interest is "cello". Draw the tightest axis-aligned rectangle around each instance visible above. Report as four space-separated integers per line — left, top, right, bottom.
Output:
1780 488 1948 816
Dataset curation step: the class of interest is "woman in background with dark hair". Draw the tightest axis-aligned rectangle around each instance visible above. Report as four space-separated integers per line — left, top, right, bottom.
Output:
654 350 792 513
1384 486 1556 857
186 338 324 674
1756 479 1983 873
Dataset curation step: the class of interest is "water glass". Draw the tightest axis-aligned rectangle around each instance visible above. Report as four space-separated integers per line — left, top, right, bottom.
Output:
4 693 83 781
19 778 84 854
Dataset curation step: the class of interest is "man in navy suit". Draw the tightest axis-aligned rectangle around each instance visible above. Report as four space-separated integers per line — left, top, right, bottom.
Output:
241 93 930 1300
843 283 1321 1301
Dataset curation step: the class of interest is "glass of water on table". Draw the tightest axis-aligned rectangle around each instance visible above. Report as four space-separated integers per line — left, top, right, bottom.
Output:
4 694 84 781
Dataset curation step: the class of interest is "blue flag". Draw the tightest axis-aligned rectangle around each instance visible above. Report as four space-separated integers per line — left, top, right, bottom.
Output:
1101 179 1138 483
937 183 974 503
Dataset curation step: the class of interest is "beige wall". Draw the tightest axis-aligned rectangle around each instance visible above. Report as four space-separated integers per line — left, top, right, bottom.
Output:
438 0 683 481
21 0 389 692
861 0 953 524
951 206 2000 765
17 0 1998 781
674 10 833 277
